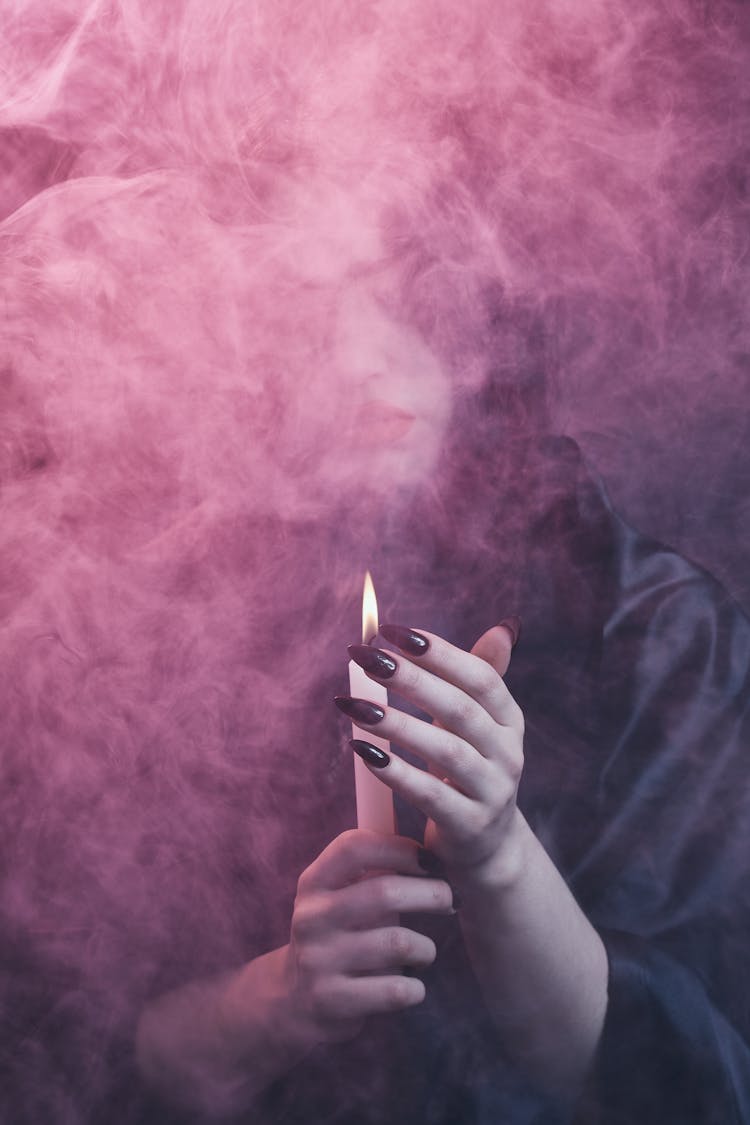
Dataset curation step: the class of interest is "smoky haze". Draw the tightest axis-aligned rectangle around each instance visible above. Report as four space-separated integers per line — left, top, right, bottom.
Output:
0 0 748 1120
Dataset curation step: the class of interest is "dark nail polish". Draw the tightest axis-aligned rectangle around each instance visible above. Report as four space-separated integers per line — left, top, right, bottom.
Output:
347 644 397 679
452 890 463 910
378 624 430 657
350 739 390 769
498 616 522 648
334 696 386 724
417 847 445 876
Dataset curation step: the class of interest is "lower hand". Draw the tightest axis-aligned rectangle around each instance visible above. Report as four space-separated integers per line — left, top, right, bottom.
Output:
284 829 455 1045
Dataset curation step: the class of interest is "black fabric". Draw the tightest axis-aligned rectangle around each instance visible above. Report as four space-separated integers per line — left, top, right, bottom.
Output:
516 439 750 1124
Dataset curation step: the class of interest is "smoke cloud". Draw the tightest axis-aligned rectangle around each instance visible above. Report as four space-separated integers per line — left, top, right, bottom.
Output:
0 0 748 1119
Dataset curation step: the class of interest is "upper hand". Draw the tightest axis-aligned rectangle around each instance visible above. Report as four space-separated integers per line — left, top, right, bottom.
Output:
340 624 524 881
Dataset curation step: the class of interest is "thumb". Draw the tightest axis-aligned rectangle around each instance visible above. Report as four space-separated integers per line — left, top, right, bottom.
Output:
470 617 521 678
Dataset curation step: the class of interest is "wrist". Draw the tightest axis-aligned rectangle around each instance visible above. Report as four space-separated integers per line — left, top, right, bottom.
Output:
223 945 322 1062
135 946 321 1116
447 809 532 896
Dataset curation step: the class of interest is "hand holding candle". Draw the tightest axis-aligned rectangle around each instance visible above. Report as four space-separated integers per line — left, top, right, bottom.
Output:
339 619 524 877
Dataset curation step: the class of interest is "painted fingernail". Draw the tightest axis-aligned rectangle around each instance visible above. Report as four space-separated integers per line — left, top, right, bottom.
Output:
350 739 390 768
347 644 398 679
335 697 386 724
498 616 522 648
417 847 445 876
378 624 429 657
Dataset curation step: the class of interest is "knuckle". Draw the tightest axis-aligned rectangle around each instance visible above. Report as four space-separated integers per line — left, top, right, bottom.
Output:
507 746 524 783
291 903 312 940
422 937 438 964
493 744 523 788
296 868 312 896
386 928 413 961
346 829 393 879
511 702 525 735
493 778 515 809
409 934 437 964
428 879 453 911
339 828 364 856
471 662 499 699
420 776 448 819
378 878 404 912
292 893 324 940
445 734 471 774
338 829 374 875
308 977 328 1012
398 659 421 691
445 693 474 727
385 976 413 1009
464 804 492 839
295 944 320 977
388 707 410 741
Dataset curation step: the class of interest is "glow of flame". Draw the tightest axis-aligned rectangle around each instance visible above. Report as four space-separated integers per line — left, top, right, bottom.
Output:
362 571 378 645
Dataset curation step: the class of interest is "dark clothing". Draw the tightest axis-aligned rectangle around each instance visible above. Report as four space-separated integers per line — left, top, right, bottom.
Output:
3 437 750 1123
250 437 750 1125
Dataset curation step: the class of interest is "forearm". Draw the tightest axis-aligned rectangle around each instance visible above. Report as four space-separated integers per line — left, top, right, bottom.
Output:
135 833 453 1117
452 810 608 1098
135 944 316 1117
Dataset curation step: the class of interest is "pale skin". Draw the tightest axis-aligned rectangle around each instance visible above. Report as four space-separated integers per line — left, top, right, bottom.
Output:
135 625 608 1114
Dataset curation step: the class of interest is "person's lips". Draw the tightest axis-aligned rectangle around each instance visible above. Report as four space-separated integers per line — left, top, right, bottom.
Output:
355 399 417 444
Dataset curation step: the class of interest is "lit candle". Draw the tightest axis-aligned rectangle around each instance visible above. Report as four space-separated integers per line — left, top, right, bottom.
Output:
349 572 396 833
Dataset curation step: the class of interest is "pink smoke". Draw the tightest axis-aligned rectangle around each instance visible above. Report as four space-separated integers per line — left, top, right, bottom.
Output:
0 0 748 1117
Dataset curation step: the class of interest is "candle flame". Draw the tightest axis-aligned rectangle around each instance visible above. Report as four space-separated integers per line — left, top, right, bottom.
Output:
362 571 379 645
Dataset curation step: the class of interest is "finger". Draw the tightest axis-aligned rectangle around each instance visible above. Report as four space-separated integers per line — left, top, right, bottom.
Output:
300 874 454 935
346 654 500 759
349 741 481 841
317 927 437 975
372 627 523 731
348 700 490 793
471 623 517 678
314 974 426 1020
298 830 427 895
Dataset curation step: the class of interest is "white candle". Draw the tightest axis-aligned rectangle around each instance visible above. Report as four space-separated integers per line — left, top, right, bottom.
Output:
350 572 395 833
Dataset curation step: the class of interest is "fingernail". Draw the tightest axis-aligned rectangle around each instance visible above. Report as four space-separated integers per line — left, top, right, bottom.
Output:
334 697 386 724
378 624 430 657
498 616 522 648
417 847 445 876
350 739 390 768
347 644 398 679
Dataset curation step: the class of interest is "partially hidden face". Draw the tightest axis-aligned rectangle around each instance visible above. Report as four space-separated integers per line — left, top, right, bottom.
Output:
330 279 452 493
